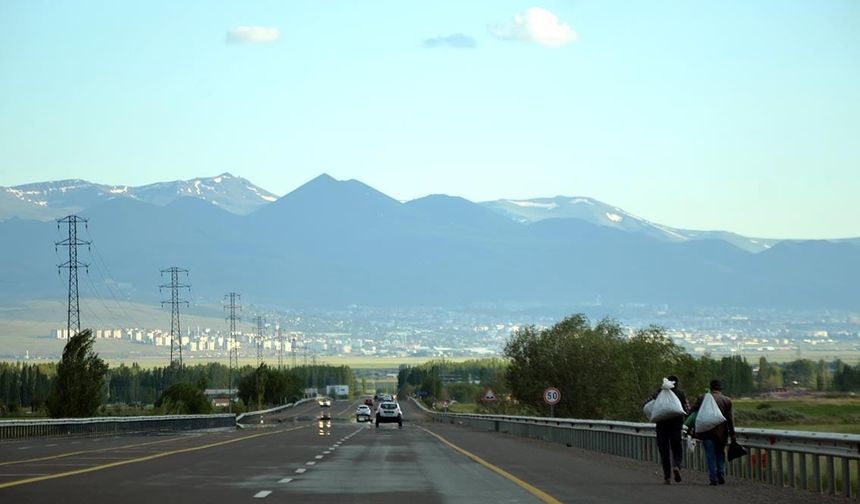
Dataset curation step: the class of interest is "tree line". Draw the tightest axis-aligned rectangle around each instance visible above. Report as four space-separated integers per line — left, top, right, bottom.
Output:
0 330 356 417
398 314 860 421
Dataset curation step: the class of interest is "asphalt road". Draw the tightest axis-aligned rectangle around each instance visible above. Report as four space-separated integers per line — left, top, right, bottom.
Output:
0 399 846 503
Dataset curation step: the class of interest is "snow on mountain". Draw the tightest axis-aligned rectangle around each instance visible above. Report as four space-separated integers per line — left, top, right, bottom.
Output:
480 196 777 252
0 173 278 220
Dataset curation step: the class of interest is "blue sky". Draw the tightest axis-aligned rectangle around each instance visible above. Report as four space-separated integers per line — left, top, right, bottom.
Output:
1 1 858 239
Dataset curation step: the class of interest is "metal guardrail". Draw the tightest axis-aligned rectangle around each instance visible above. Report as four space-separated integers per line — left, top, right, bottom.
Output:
0 414 236 440
236 398 314 426
412 398 860 499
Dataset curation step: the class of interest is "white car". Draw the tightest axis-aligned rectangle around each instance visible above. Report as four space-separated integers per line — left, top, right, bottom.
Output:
356 404 372 422
375 401 403 428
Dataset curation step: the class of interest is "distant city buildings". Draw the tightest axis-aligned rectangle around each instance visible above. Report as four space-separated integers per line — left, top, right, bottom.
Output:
43 305 860 362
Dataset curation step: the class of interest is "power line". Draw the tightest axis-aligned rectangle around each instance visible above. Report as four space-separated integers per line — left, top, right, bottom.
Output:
55 215 90 337
84 230 145 329
160 267 190 367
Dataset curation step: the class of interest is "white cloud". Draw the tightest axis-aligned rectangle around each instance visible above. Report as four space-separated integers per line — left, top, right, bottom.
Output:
490 8 577 47
226 26 281 44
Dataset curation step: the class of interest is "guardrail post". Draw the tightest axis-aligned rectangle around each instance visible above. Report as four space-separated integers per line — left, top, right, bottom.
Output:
841 457 850 498
827 455 836 495
776 449 784 487
813 454 822 494
786 451 795 488
799 452 808 490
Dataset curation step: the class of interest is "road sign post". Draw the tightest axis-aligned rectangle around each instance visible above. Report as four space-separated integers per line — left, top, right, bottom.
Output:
543 387 561 418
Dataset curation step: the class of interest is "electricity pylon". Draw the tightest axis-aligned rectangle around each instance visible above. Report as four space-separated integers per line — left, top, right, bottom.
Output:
56 215 90 337
160 267 189 367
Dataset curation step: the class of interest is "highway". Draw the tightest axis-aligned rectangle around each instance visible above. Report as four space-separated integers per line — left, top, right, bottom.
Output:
0 399 844 503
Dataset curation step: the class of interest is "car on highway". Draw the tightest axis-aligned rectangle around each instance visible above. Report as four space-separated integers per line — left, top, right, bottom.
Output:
375 401 402 428
364 398 374 407
320 399 332 420
356 404 372 422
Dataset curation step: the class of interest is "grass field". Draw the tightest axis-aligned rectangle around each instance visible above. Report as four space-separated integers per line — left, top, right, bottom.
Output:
733 396 860 434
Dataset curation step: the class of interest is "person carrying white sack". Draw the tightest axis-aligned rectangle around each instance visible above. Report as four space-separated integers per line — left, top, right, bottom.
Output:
643 376 689 484
690 379 736 486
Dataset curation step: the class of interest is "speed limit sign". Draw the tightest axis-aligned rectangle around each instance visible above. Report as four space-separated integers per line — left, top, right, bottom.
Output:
543 387 561 405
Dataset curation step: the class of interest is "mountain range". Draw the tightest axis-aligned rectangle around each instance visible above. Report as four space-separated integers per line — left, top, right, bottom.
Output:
1 173 857 311
0 173 276 219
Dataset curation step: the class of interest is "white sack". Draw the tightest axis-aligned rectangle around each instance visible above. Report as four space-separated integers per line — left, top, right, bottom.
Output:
695 392 727 432
648 378 685 422
643 399 655 420
686 435 697 456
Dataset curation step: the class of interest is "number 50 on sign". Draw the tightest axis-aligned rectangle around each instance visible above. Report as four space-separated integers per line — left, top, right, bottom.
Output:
543 387 561 405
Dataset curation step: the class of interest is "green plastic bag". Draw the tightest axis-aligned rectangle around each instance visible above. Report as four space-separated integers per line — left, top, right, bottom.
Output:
683 410 698 429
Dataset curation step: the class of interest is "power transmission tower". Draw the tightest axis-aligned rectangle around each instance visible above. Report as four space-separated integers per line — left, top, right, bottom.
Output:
224 292 241 409
291 336 297 369
56 215 90 338
277 325 286 370
254 315 265 367
160 267 190 367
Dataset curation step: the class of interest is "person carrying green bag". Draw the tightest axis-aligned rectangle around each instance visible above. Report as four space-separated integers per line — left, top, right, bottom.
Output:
689 379 736 486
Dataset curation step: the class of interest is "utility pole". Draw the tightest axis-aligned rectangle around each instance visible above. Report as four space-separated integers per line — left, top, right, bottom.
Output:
224 292 241 411
160 267 189 367
56 215 90 338
254 315 265 367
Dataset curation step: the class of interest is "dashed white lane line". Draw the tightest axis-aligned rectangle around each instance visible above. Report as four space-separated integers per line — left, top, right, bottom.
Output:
253 491 272 498
278 478 293 484
314 455 324 460
17 447 31 450
305 461 316 466
46 444 58 447
294 468 307 474
323 451 331 455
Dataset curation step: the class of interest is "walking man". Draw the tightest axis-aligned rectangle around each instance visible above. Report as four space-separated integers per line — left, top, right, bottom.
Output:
648 375 689 484
691 379 736 485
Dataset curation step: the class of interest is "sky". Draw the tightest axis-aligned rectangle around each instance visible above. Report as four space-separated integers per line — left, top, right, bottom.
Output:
0 1 858 239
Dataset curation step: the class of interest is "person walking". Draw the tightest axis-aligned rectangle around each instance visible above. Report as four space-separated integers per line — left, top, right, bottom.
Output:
647 375 689 484
691 379 736 486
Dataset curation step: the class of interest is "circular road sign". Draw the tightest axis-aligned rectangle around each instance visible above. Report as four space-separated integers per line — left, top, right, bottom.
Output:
543 387 561 406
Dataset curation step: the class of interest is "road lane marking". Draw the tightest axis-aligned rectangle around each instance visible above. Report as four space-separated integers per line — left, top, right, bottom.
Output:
0 426 306 490
278 478 293 484
0 435 186 467
323 451 331 454
314 455 324 459
421 427 562 504
253 491 272 498
305 461 316 466
294 468 307 474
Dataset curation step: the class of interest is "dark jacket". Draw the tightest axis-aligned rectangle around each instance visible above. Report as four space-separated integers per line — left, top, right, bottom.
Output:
691 391 735 445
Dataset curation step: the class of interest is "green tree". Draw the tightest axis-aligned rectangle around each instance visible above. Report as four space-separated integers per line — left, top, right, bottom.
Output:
47 330 109 418
155 382 212 414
